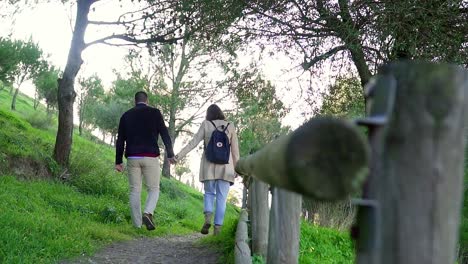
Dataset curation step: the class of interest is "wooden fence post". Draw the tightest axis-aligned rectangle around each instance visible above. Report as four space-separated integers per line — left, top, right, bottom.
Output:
357 62 468 264
250 178 269 258
235 209 252 264
242 184 248 209
235 117 369 200
267 187 302 264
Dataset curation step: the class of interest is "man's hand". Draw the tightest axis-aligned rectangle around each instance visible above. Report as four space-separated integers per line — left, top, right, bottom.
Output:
115 164 124 172
168 157 177 165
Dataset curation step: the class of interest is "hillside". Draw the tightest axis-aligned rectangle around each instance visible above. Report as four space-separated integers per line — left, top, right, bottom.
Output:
0 89 240 263
0 89 361 263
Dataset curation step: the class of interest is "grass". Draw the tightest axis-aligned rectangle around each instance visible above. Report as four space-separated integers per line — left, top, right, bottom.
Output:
200 217 354 264
0 88 238 263
299 222 354 263
199 217 238 264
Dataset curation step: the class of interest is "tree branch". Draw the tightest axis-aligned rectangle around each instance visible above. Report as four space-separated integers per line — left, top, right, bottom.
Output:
302 45 347 70
85 33 186 48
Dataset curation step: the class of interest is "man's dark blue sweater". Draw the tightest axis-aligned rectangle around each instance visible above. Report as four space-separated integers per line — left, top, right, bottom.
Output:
115 103 174 164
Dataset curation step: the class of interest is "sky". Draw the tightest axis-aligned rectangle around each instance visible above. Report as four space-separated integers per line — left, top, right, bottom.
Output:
0 1 324 196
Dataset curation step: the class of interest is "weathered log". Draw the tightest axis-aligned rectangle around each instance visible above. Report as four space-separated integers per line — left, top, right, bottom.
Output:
235 117 369 200
250 179 269 258
356 61 468 264
267 187 302 264
235 209 252 264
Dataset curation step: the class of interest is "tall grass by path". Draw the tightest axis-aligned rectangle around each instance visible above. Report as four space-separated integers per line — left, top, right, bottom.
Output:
0 88 240 262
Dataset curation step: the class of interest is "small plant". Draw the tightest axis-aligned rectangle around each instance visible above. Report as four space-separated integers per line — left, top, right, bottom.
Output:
160 178 187 200
24 111 53 130
100 206 125 224
252 254 266 264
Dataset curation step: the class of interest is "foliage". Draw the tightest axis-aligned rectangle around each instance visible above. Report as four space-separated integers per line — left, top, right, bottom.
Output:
239 0 468 78
77 74 105 135
299 221 354 263
93 99 128 140
0 88 239 262
0 101 58 179
199 217 239 264
24 110 54 130
224 62 290 156
0 37 19 85
34 65 60 111
174 162 191 181
319 76 365 118
252 254 266 264
9 38 46 86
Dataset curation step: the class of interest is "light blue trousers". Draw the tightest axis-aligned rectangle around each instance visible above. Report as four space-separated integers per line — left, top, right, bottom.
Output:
203 179 230 226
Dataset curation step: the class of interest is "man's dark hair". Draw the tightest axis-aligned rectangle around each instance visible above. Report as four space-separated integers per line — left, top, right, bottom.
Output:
206 104 226 121
135 91 148 103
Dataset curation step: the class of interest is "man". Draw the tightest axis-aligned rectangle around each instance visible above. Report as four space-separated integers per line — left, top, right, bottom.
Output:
115 91 176 230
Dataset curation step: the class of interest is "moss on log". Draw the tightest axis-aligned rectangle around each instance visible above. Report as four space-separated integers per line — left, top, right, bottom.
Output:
236 117 369 200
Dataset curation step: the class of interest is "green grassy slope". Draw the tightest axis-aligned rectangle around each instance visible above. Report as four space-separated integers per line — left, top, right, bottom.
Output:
0 89 238 263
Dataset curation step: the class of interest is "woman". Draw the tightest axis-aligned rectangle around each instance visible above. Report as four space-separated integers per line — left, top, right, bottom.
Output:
175 104 240 235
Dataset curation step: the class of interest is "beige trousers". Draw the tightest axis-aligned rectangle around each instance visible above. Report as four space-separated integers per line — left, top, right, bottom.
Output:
127 157 161 228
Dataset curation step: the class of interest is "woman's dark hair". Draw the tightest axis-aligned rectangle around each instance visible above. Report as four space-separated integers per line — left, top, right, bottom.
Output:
206 104 226 121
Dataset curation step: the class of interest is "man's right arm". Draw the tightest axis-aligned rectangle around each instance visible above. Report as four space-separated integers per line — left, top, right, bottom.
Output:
115 115 126 165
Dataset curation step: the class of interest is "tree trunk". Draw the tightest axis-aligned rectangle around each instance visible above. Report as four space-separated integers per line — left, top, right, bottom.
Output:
33 91 39 110
267 187 302 264
78 118 83 136
162 128 176 178
53 0 93 167
337 0 372 88
356 62 468 264
11 87 19 110
162 156 171 178
251 178 269 259
163 40 189 178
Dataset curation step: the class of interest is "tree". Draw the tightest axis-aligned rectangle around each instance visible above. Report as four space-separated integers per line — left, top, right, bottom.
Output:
303 76 365 230
53 0 237 168
33 65 61 113
7 38 46 110
318 76 364 118
238 0 468 98
0 38 20 87
93 98 127 144
225 62 290 156
174 162 191 182
124 33 235 178
77 74 104 135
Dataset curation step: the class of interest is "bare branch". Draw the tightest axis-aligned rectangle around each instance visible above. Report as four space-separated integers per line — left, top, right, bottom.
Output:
302 45 347 70
85 33 186 48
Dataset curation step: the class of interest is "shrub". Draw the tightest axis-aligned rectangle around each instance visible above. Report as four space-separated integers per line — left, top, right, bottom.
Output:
160 178 188 200
24 111 54 130
100 206 125 224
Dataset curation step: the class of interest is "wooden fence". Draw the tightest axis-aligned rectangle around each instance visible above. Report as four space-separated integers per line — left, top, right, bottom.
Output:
233 61 468 264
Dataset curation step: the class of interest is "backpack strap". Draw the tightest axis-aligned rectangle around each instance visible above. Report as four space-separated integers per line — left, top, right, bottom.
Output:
223 123 230 132
209 120 230 132
209 120 218 130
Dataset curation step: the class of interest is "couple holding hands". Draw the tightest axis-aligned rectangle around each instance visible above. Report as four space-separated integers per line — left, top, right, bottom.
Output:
115 91 239 236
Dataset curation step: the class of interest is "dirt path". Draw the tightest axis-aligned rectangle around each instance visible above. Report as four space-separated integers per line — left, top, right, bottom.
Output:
61 233 221 264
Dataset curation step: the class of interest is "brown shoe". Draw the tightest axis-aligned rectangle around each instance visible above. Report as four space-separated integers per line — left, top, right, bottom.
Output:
214 225 222 236
201 212 212 235
142 213 155 231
